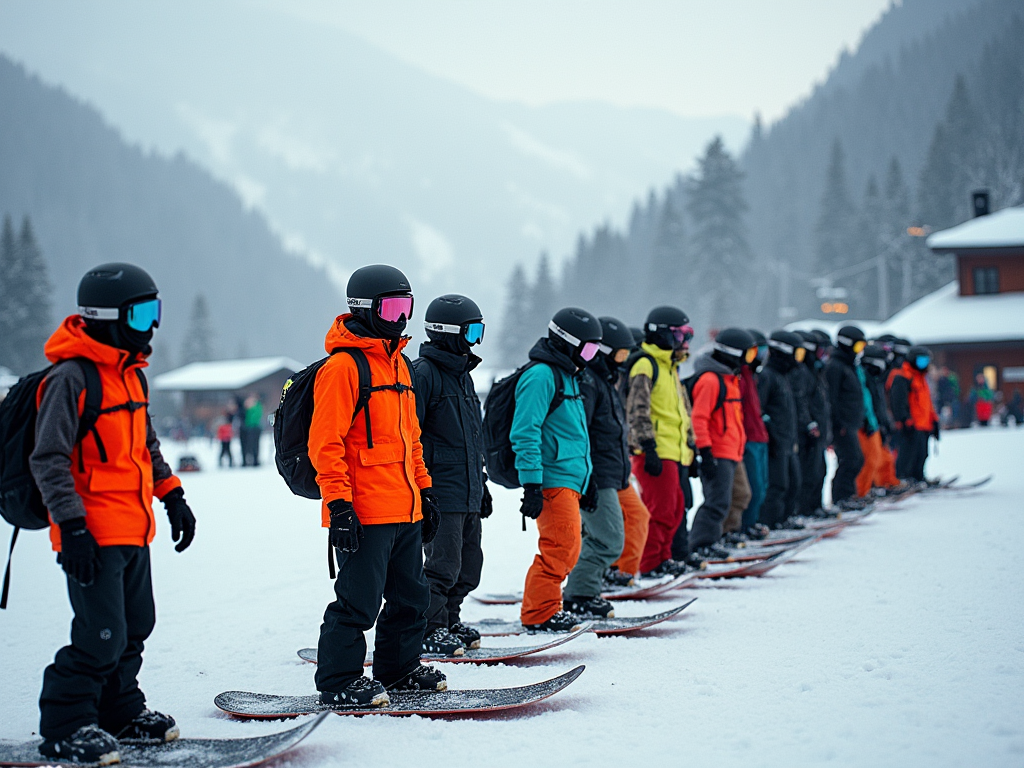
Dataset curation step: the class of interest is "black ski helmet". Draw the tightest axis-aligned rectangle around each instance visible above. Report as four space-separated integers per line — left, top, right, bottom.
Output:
548 307 602 369
644 305 690 350
795 329 817 353
862 344 888 374
78 263 159 318
629 326 645 348
835 325 867 354
893 338 912 357
747 329 767 348
424 294 484 352
908 345 931 372
597 316 635 357
712 327 755 371
346 264 414 339
768 330 804 370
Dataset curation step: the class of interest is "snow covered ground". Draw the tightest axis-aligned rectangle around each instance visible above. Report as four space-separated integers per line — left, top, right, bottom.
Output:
2 427 1023 767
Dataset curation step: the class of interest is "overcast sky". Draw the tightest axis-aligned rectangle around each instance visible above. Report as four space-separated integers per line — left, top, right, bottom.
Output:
271 0 893 122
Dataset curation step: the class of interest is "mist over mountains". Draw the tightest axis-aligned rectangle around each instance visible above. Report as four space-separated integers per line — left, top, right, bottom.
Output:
0 0 747 318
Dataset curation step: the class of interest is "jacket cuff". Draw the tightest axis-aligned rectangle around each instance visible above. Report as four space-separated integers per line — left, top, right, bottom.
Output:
518 469 544 486
417 478 432 490
154 475 183 500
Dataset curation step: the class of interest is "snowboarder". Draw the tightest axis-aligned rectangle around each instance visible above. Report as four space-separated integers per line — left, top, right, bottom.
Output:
624 306 697 575
688 328 753 556
968 372 995 426
738 329 770 538
756 331 803 529
860 345 900 492
309 264 446 709
564 317 636 618
216 414 234 467
412 294 490 652
890 345 939 483
31 263 195 764
511 308 598 632
825 326 867 507
795 329 832 516
854 347 885 498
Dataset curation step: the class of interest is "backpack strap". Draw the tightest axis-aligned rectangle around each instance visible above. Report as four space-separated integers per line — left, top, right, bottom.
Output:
333 348 414 449
714 371 728 433
1 527 19 610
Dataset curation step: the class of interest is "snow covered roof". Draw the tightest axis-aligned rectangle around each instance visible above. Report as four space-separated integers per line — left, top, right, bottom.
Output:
153 357 304 391
876 281 1024 345
927 206 1024 251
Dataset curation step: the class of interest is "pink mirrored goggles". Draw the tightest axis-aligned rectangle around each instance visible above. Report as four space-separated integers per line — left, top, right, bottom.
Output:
579 341 601 362
378 296 414 323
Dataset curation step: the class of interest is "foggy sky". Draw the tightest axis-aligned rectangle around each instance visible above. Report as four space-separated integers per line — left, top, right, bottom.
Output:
272 0 893 122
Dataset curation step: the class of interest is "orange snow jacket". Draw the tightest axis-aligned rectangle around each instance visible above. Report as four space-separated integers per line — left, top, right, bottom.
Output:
890 362 938 432
309 315 432 526
691 355 747 463
35 316 181 551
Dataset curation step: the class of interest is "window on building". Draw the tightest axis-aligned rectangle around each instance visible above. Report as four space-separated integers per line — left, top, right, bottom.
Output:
973 267 1000 294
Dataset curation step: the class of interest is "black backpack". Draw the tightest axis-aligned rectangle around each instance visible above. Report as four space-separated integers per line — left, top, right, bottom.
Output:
482 362 571 490
618 349 659 402
683 370 728 430
0 359 103 609
273 348 414 499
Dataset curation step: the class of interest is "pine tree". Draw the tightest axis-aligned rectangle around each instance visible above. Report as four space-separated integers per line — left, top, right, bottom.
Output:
686 136 751 329
883 157 915 311
528 252 558 337
180 293 216 366
856 175 885 318
0 216 15 370
498 263 532 367
0 216 53 373
649 188 688 309
815 139 858 278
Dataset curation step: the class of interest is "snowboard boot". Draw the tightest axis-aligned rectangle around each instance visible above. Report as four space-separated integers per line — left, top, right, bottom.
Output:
385 664 447 692
745 524 770 540
723 531 749 547
837 497 871 512
114 709 180 744
422 627 466 657
641 558 694 579
692 544 733 561
602 567 635 588
448 621 482 650
319 677 390 708
563 595 615 619
523 610 584 633
39 724 121 765
776 517 808 529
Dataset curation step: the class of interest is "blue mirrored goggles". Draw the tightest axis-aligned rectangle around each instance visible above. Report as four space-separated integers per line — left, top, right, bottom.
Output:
125 298 162 332
915 355 930 370
425 319 485 345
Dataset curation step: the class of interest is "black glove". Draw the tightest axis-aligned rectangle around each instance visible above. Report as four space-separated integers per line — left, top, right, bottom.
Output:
162 487 196 553
420 489 441 544
902 420 916 436
520 483 544 519
640 439 662 477
479 481 493 519
58 518 101 587
688 460 699 479
580 478 598 513
328 499 362 553
698 446 717 482
931 422 940 441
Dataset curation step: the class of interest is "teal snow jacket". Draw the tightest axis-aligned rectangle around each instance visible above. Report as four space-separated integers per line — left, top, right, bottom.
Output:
509 338 592 492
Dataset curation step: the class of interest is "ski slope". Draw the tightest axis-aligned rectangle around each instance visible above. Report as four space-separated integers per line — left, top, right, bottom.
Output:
2 427 1022 767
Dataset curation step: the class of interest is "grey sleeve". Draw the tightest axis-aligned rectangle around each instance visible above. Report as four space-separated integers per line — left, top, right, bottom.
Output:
29 363 88 525
147 413 176 490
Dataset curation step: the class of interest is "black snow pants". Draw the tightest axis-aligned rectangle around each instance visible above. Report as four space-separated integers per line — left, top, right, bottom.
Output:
316 522 429 692
40 546 155 740
688 459 737 552
762 450 802 528
897 429 930 482
831 427 864 504
798 436 827 515
670 473 695 562
423 512 483 632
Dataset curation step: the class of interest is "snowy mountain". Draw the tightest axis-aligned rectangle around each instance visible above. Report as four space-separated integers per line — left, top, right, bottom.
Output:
0 0 747 311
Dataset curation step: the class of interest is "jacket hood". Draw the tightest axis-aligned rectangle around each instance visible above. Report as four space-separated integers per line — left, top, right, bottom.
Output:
528 337 578 375
325 313 409 358
641 342 678 369
418 342 480 374
693 351 733 377
45 315 144 369
586 352 618 383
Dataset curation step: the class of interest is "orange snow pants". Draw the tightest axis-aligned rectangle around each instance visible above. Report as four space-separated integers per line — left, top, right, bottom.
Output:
856 430 887 498
521 488 582 625
875 445 900 488
612 485 651 576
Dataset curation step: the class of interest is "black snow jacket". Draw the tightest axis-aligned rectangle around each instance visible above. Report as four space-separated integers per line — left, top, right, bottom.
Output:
580 355 631 491
825 348 865 437
787 364 814 440
411 343 485 514
864 368 893 438
804 360 832 444
757 357 798 458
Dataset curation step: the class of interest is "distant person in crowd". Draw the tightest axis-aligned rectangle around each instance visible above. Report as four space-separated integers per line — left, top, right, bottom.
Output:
757 331 803 529
968 373 994 426
826 326 867 508
30 263 195 763
890 346 939 483
216 413 234 468
736 329 770 539
936 366 960 430
1004 390 1024 427
796 330 832 516
241 394 264 465
861 345 900 493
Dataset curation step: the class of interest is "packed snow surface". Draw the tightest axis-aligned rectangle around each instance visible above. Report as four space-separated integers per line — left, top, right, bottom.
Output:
2 428 1023 767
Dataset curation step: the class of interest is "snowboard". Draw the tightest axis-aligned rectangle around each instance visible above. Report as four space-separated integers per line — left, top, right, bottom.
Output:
214 665 585 719
472 598 697 637
296 623 592 665
698 540 817 579
0 714 328 768
469 571 697 606
934 474 993 491
703 541 795 564
746 532 816 547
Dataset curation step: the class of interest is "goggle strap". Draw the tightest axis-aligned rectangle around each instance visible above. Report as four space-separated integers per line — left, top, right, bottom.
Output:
424 321 462 334
549 321 582 348
347 298 373 309
79 306 120 321
768 339 794 355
